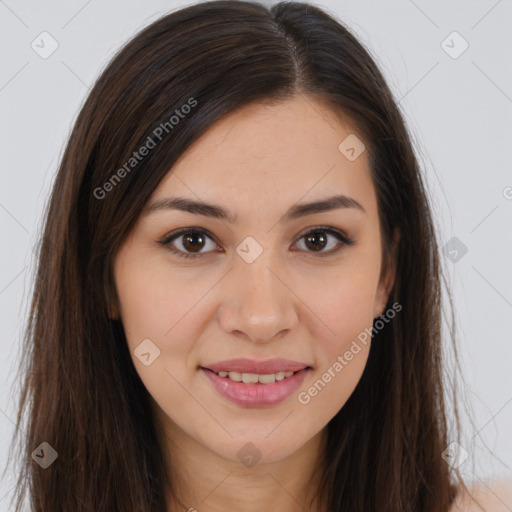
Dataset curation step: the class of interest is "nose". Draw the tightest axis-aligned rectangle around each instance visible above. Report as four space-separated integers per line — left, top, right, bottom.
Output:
217 254 299 344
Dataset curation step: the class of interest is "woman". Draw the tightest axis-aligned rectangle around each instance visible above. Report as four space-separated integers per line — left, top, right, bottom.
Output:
7 1 505 510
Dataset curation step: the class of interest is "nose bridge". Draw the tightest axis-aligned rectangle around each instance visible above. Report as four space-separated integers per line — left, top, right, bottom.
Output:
242 259 282 322
220 240 298 342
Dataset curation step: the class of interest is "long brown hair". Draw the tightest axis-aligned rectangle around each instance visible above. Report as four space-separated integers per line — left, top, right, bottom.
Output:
5 1 475 510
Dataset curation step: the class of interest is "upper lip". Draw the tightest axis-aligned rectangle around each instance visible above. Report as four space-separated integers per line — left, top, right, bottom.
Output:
202 358 310 374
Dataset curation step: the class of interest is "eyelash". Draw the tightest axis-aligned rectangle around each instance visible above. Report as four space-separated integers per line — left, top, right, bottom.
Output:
159 226 355 260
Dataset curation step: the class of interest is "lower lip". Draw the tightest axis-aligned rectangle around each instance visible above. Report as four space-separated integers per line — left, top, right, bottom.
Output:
200 368 310 408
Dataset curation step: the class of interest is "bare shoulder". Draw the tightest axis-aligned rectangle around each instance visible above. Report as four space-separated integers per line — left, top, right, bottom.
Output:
449 477 512 512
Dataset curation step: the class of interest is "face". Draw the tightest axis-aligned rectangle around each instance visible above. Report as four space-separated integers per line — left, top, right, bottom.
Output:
113 94 395 468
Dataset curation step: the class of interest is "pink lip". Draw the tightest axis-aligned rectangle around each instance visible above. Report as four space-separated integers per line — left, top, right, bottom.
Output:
201 367 311 408
202 358 310 374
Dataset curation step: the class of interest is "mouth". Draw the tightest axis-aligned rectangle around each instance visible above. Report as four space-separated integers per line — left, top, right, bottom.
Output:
202 368 300 384
201 357 311 375
199 358 312 407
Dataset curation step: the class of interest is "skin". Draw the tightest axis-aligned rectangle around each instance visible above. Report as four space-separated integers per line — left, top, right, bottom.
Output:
451 478 512 512
112 94 397 512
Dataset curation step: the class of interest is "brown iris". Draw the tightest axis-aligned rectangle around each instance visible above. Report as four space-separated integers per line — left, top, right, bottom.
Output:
304 231 328 252
182 232 206 252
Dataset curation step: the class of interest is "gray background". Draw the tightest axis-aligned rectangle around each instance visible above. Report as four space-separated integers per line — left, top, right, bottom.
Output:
1 0 511 509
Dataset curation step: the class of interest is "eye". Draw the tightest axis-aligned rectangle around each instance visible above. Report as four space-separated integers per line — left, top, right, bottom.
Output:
159 228 220 259
292 226 354 256
159 226 354 260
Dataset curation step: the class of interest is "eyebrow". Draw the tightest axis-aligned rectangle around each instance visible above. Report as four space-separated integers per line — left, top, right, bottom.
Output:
145 194 366 223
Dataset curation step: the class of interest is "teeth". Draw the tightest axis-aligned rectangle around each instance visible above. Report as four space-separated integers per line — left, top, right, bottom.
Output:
228 371 242 382
242 373 259 384
258 373 275 384
215 370 295 384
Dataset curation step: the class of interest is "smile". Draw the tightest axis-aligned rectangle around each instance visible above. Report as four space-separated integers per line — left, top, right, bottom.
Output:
212 370 296 384
199 357 312 407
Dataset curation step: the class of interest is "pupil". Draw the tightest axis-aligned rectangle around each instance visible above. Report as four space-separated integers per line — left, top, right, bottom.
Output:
183 233 204 252
305 232 326 251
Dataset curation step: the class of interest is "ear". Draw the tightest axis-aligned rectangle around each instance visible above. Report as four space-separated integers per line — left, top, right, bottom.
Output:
373 228 400 318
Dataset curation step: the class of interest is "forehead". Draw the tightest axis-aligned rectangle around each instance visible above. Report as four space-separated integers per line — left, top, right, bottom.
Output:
150 95 377 221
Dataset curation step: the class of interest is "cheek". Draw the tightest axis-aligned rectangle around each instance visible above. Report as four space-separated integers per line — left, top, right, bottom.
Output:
114 258 204 420
295 248 380 415
305 255 381 348
115 273 171 343
114 254 199 346
114 255 214 393
297 275 374 421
